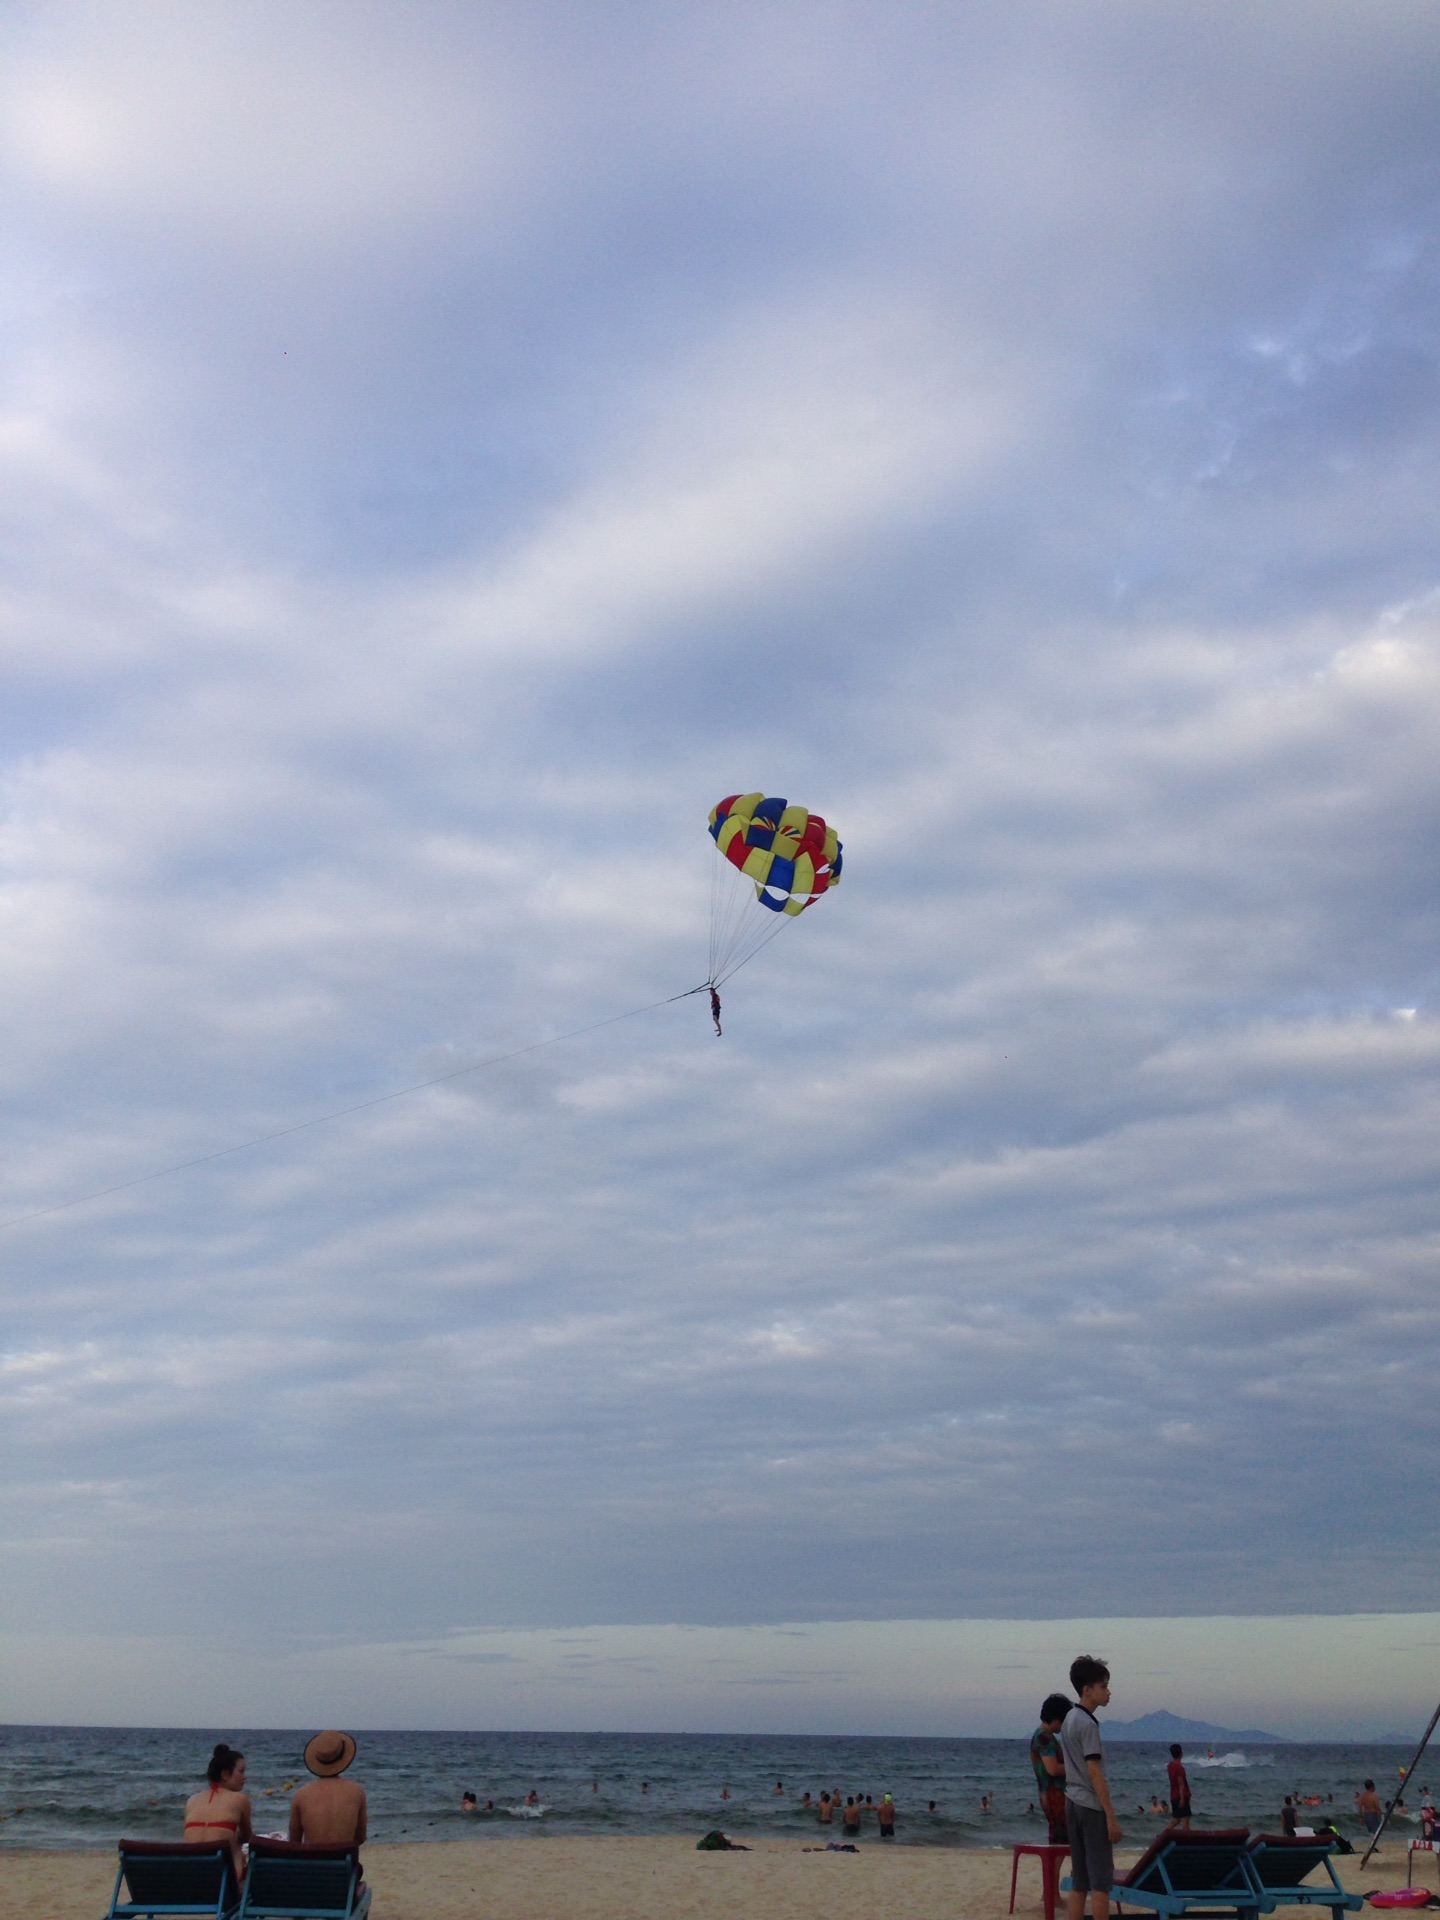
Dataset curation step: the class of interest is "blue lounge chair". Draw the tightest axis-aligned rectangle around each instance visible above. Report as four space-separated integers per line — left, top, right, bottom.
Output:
105 1841 239 1920
1066 1828 1263 1920
237 1839 371 1920
1245 1835 1363 1920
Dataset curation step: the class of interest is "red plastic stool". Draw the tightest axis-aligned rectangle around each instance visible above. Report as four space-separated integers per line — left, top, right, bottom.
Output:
1010 1843 1071 1920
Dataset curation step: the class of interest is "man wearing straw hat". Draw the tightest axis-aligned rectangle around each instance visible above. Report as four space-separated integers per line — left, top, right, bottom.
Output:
290 1731 368 1847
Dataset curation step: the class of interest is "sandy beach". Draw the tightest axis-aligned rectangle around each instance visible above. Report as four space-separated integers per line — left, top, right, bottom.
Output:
0 1837 1403 1920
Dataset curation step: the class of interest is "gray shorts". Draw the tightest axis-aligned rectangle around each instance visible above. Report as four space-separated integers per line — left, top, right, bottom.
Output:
1067 1801 1115 1893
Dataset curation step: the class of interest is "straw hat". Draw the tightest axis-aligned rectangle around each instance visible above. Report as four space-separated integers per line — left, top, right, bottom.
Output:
303 1730 358 1777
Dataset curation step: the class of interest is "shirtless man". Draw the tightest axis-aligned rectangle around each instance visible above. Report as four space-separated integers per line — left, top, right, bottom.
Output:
1357 1781 1384 1836
290 1732 367 1847
184 1743 253 1885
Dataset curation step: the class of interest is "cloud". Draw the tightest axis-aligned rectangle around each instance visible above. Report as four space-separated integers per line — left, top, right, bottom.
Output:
1 1 1439 1720
1 1 532 252
414 295 1018 667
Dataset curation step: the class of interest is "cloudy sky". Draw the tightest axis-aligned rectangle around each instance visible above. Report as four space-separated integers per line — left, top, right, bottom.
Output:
3 1 1439 1734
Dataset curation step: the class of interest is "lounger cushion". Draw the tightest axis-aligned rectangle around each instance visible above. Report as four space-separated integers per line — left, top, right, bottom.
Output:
248 1841 360 1862
119 1841 234 1857
1121 1829 1252 1889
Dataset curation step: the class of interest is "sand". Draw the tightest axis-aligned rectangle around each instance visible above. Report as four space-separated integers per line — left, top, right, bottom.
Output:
0 1834 1411 1920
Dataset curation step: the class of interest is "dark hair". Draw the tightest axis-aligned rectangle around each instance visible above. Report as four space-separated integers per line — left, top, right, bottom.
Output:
1042 1693 1072 1724
1365 1779 1376 1791
1170 1744 1183 1758
207 1743 244 1784
1069 1654 1110 1694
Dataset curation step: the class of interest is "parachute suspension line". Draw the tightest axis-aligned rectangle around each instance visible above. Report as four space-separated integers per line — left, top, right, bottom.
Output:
711 910 791 988
708 845 733 985
707 848 751 983
0 983 713 1236
707 853 795 986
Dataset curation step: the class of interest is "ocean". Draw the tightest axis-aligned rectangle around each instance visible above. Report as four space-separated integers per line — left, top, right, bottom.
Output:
0 1726 1423 1853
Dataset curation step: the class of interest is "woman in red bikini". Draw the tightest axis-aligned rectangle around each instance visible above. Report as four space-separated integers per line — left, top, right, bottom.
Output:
183 1743 254 1885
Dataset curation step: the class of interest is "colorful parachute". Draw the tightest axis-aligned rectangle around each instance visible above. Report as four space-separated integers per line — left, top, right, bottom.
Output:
707 792 842 984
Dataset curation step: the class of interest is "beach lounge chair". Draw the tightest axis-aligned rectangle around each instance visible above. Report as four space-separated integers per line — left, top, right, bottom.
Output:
1245 1836 1363 1920
1073 1828 1262 1920
237 1838 371 1920
106 1841 239 1920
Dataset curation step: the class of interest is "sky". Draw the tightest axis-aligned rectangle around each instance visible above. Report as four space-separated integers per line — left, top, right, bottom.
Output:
2 1 1439 1735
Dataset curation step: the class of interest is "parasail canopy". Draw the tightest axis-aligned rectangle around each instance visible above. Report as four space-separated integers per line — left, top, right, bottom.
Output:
707 792 842 984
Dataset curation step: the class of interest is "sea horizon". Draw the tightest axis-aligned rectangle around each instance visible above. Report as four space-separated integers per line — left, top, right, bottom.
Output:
2 1725 1427 1853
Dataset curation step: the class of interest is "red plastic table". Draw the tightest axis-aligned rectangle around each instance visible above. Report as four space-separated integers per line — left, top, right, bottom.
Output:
1010 1843 1071 1920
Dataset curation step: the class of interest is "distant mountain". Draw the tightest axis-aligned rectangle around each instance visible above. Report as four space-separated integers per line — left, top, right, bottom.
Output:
1103 1710 1285 1745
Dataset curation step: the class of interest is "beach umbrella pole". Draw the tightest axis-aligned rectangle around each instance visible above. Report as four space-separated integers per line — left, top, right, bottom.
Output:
1359 1697 1440 1868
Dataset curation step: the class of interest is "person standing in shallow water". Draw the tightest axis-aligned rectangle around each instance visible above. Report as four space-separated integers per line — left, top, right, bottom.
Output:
1357 1781 1383 1835
1167 1745 1192 1829
184 1743 253 1887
